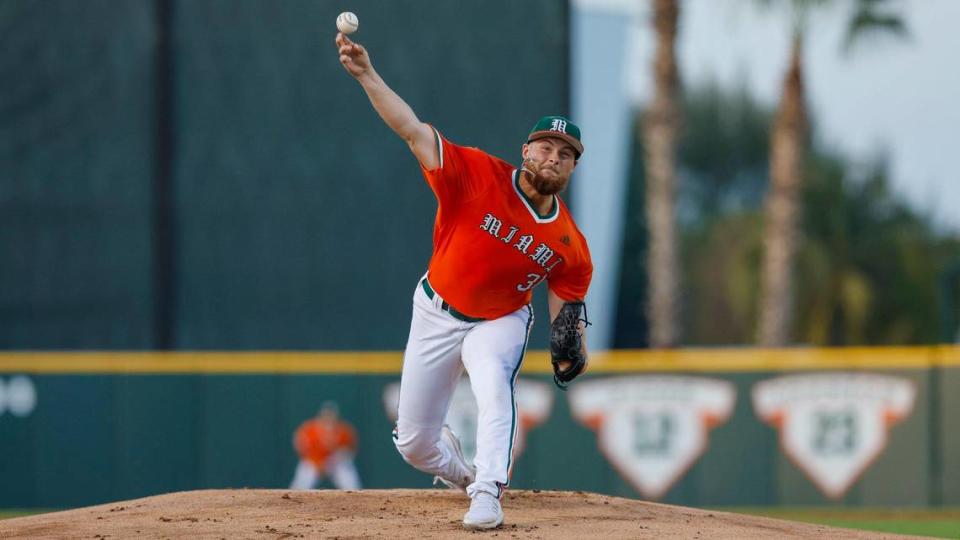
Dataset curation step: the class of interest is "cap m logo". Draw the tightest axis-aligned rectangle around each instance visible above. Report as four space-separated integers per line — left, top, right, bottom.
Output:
550 119 567 133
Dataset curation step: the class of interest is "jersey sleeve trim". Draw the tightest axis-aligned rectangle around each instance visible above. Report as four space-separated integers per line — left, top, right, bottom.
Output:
432 126 444 169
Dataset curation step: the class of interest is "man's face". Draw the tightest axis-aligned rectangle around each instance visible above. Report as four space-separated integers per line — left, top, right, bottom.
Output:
318 408 338 424
521 138 578 195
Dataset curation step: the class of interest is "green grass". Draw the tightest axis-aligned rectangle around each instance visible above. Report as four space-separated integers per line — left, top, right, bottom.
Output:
0 510 46 520
727 508 960 539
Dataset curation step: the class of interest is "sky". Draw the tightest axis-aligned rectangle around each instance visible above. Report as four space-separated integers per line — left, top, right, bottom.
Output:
613 0 960 232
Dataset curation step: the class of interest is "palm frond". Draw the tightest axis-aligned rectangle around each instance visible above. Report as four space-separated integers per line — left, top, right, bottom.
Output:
843 0 909 53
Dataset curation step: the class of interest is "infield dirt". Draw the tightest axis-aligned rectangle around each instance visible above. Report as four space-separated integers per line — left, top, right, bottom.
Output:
0 489 930 539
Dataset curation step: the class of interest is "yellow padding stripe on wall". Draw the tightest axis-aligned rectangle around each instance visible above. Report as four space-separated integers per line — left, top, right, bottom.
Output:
0 347 959 374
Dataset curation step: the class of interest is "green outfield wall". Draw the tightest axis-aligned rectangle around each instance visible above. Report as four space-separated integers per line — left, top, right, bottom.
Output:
0 347 957 509
0 0 568 351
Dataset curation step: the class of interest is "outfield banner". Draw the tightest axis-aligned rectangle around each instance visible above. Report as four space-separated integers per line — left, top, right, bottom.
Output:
753 373 916 500
569 376 736 499
0 347 956 508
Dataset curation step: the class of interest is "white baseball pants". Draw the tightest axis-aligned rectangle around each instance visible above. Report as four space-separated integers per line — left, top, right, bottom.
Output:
289 452 362 490
393 277 534 498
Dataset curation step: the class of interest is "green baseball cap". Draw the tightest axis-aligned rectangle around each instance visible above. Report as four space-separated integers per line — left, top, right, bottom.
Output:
527 115 583 157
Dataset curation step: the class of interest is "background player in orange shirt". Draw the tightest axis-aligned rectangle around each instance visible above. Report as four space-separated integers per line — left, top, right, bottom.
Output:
336 31 592 530
289 402 361 490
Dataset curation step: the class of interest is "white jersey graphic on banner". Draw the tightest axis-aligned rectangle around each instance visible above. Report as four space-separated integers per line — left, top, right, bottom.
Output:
753 373 916 499
569 376 736 499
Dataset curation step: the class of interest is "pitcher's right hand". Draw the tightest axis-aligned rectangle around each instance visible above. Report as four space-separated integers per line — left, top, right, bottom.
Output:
336 33 371 78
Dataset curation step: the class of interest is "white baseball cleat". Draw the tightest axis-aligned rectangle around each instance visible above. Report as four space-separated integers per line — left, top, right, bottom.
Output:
462 491 504 530
432 425 475 492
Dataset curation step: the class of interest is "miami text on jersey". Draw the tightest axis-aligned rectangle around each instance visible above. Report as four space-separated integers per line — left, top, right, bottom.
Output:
479 212 563 292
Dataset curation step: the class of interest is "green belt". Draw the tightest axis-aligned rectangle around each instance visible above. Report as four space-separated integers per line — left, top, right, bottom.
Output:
421 279 486 323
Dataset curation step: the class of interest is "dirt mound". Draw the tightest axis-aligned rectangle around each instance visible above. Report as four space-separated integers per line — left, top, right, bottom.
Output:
0 489 924 539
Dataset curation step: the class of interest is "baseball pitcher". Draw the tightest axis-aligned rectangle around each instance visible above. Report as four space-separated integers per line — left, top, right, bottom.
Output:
336 31 592 530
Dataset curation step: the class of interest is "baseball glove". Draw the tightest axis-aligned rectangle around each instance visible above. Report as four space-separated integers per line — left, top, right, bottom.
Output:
550 301 591 389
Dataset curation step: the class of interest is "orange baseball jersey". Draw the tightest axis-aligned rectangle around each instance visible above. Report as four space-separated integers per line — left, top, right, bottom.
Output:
294 419 357 468
420 128 592 319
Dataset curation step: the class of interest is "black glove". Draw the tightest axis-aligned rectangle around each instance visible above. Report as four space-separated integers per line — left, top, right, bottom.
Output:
550 301 591 390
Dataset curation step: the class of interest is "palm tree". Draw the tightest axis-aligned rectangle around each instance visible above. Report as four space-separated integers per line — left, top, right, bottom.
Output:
756 0 907 346
643 0 682 348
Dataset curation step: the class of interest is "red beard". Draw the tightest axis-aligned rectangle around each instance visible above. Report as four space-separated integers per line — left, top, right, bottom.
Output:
524 163 569 195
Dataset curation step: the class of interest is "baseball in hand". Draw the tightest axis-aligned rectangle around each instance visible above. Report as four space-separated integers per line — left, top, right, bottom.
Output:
336 12 359 34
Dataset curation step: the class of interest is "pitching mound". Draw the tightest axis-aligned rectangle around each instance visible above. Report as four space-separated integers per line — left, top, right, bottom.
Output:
0 489 922 539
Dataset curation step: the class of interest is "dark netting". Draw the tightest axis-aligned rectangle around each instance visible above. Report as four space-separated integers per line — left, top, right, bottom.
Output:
0 0 568 350
171 0 568 349
0 1 157 348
